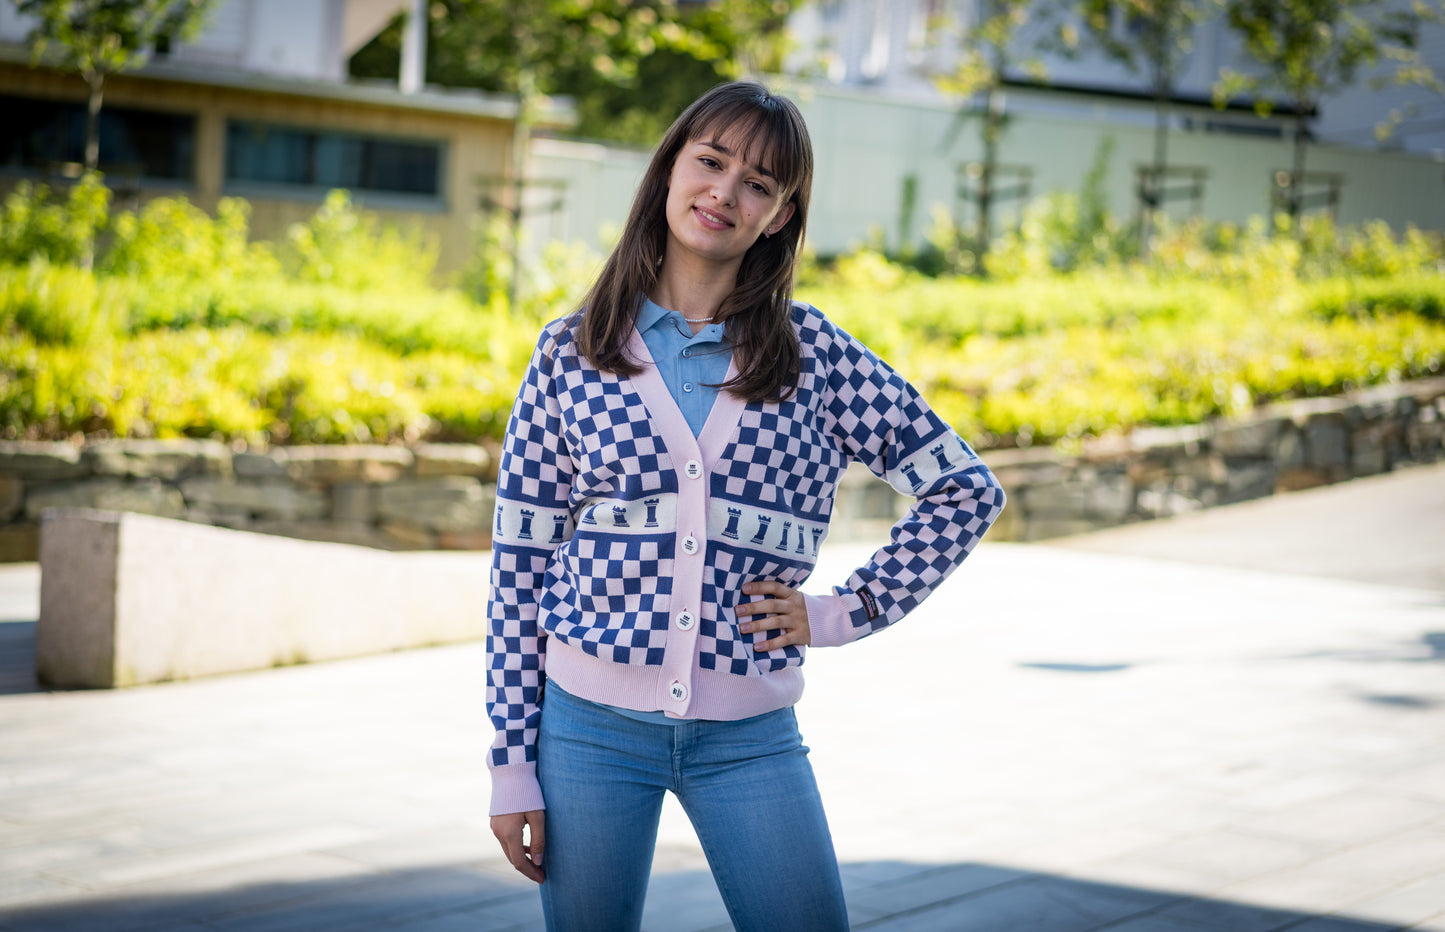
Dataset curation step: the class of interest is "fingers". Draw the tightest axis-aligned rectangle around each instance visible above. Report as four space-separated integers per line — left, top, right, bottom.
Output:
736 580 810 650
528 810 546 871
734 597 789 619
491 810 546 884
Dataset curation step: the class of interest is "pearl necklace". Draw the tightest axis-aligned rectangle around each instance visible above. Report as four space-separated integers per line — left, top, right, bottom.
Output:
681 314 715 323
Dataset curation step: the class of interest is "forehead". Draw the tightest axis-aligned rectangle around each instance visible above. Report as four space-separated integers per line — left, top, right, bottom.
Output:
687 118 779 176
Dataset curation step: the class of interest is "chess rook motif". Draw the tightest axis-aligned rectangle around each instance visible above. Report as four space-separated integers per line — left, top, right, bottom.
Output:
900 460 924 492
930 443 953 472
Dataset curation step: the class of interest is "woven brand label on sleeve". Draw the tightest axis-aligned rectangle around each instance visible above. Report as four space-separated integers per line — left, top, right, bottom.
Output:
856 586 880 620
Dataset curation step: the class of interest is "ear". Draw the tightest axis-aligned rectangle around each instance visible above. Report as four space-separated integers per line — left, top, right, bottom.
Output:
767 201 796 236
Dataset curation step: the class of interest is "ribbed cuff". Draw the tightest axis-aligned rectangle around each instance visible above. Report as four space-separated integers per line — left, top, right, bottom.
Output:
488 762 545 816
805 591 863 648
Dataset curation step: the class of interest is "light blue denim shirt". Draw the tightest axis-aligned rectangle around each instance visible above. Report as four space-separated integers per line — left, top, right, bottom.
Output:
636 296 733 438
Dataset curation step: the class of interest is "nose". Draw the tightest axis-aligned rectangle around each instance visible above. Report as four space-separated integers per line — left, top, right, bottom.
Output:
709 171 738 207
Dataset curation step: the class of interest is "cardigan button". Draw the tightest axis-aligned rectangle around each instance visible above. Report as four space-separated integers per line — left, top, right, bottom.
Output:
669 681 688 702
676 610 696 631
681 536 699 555
684 460 702 479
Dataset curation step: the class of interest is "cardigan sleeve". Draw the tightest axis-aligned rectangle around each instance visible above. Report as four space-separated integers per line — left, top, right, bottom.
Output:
804 311 1006 649
486 326 575 816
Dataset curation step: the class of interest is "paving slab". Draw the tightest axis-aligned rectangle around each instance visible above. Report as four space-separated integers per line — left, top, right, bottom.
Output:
0 467 1443 930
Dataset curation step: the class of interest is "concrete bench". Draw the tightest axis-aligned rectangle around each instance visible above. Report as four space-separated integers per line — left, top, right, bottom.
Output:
38 509 488 688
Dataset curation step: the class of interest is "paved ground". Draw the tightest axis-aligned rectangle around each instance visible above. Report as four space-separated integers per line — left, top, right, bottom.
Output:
1 463 1443 931
1051 462 1445 592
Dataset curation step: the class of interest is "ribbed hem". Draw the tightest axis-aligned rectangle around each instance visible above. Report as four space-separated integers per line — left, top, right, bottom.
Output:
546 638 804 721
488 761 545 817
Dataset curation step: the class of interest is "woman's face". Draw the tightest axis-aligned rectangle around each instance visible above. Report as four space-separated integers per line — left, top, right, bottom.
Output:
663 127 795 272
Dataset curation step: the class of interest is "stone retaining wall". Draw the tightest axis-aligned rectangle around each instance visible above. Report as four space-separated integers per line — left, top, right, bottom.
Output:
980 376 1445 541
4 376 1443 560
0 441 500 561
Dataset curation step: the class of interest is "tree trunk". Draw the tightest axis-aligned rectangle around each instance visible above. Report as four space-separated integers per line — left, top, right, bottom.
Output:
1289 110 1309 232
976 83 1001 254
1142 74 1171 260
82 68 103 272
85 69 103 172
506 69 535 312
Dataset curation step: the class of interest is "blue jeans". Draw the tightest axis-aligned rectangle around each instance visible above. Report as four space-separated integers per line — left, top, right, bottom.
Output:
536 682 849 932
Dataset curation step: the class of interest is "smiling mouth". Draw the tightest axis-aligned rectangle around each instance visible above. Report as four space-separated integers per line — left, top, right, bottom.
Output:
693 206 734 229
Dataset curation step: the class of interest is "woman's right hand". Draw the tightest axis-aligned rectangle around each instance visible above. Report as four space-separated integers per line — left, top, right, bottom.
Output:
491 809 546 883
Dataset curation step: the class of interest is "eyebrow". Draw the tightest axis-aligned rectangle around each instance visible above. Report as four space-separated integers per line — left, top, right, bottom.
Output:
699 139 778 182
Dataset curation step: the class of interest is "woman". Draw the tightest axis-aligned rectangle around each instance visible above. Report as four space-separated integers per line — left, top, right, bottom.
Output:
487 81 1005 931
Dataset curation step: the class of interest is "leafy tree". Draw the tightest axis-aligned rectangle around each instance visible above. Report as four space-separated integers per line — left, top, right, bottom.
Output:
1217 0 1435 225
17 0 216 173
932 0 1060 258
349 0 800 146
349 0 797 303
1070 0 1220 253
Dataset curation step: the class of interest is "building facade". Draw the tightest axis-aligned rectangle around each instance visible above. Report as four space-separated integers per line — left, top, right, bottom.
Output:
0 0 522 274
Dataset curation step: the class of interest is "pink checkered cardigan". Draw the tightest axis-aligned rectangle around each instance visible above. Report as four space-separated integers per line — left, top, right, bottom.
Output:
487 303 1005 815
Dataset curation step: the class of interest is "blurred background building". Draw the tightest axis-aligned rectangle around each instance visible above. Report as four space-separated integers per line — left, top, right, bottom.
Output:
2 0 1442 271
0 0 525 272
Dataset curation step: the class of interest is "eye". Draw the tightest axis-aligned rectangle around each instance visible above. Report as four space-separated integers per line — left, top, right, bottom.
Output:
699 156 721 169
748 180 771 195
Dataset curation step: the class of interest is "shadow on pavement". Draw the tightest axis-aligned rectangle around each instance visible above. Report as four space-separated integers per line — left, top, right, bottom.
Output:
0 621 38 696
0 860 1410 932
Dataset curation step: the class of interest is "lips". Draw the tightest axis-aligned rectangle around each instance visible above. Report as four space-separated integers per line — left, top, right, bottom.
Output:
692 206 734 230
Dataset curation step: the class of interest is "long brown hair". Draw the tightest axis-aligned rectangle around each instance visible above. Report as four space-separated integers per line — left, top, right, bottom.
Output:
576 81 814 402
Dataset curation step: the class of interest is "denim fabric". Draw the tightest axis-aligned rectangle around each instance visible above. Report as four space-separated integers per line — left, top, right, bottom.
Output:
536 682 849 932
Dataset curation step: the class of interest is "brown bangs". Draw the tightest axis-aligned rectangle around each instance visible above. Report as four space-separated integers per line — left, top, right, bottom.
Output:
688 100 810 201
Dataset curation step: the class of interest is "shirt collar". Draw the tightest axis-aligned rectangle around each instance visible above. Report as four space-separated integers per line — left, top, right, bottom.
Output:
638 295 728 343
637 295 672 335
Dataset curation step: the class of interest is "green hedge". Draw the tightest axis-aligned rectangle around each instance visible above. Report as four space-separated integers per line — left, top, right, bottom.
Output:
3 180 1443 449
798 272 1445 447
5 261 1442 449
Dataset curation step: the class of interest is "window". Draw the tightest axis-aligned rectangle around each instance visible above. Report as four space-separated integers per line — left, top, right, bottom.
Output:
225 122 443 199
0 95 195 181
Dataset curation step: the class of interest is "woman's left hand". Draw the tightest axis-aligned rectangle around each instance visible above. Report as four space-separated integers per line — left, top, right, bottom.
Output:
735 580 811 651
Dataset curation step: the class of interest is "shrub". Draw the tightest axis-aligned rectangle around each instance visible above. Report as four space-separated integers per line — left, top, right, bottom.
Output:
104 195 279 284
0 173 110 266
282 190 439 294
0 257 131 345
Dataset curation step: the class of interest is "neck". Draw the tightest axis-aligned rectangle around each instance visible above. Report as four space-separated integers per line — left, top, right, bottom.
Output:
650 250 741 334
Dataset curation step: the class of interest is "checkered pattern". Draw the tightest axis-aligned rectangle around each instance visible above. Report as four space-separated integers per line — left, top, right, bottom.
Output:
487 307 1005 771
541 536 672 663
698 546 810 675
